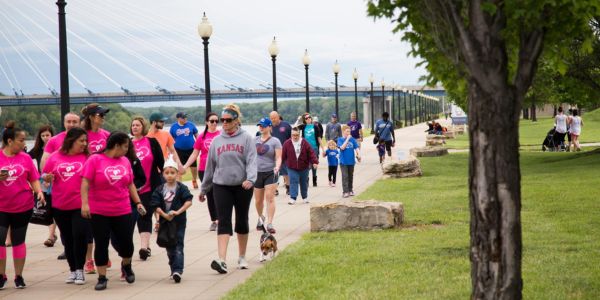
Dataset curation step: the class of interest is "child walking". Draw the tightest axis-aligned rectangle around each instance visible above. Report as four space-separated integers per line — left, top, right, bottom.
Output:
323 140 339 187
337 127 360 198
150 158 193 283
377 140 386 164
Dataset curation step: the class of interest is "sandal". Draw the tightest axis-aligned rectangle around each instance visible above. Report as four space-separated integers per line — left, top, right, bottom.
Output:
154 222 160 232
44 234 57 247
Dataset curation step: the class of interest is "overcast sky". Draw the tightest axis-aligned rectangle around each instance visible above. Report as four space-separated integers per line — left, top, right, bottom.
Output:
0 0 427 95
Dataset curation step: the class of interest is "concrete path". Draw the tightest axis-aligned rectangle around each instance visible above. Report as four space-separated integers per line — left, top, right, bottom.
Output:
2 122 431 300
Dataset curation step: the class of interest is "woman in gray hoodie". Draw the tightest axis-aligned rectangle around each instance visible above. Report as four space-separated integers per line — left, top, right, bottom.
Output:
199 104 257 274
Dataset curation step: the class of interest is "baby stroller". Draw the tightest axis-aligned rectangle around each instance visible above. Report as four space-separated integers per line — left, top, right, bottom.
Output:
542 128 556 152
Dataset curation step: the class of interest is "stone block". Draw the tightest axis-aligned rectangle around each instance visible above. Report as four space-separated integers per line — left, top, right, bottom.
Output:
410 146 448 157
442 131 457 139
310 200 404 232
382 155 422 178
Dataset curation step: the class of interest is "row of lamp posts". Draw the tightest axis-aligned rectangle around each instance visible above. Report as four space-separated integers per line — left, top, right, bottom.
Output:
56 7 441 129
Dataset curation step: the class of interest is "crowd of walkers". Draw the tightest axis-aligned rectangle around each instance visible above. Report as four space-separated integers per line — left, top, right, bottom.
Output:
0 102 388 291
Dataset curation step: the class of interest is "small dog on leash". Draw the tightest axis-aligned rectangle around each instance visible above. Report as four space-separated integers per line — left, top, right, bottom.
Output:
259 225 278 262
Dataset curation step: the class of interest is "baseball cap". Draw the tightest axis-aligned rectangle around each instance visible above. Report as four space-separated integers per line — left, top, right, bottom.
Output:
176 112 188 119
149 112 168 122
331 113 337 118
87 105 110 115
257 117 272 127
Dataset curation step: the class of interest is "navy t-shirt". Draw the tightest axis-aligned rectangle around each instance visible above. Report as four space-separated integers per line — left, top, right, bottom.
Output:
169 122 198 150
337 137 359 165
271 121 292 145
347 120 362 139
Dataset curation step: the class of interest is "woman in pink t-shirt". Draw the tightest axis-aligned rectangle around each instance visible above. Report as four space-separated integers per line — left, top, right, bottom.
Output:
130 117 164 260
0 125 45 289
81 103 111 153
42 127 89 285
182 112 220 231
81 132 145 291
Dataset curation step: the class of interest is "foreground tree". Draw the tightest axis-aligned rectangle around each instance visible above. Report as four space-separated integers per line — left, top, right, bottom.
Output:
368 1 597 299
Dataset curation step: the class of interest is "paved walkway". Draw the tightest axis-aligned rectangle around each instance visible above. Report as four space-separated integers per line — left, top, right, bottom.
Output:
2 122 431 300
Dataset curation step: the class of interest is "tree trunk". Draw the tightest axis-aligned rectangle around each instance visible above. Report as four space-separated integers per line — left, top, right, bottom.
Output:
522 108 529 119
553 105 558 117
468 82 523 300
531 101 537 122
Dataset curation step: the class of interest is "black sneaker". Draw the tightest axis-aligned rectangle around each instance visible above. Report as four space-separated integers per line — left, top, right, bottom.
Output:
121 263 135 283
14 275 26 289
95 276 108 291
256 215 265 231
57 251 67 260
0 274 6 290
210 260 228 274
172 272 181 283
139 248 149 261
286 185 290 195
146 248 151 257
312 177 317 187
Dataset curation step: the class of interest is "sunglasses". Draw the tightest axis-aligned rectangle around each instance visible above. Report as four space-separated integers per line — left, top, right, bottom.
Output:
305 116 312 119
96 113 105 118
220 118 235 123
208 119 219 124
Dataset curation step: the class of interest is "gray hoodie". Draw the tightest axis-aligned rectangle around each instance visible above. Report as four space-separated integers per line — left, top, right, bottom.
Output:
200 128 257 193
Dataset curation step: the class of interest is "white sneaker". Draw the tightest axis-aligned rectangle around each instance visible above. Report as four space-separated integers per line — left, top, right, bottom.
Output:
288 198 296 205
65 271 76 284
303 198 309 204
74 269 85 285
238 257 249 269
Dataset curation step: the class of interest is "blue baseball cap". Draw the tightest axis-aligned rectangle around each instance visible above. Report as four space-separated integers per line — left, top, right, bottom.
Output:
257 117 272 127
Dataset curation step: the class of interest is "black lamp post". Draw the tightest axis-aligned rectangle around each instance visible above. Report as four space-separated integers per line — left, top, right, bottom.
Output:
402 88 408 127
56 0 70 128
391 84 395 123
409 90 414 126
198 12 213 116
369 74 375 132
333 60 340 118
381 79 385 114
269 37 279 111
352 68 358 116
303 49 310 113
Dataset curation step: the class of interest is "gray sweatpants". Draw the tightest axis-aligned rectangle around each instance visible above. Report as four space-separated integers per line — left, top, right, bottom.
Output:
340 165 355 194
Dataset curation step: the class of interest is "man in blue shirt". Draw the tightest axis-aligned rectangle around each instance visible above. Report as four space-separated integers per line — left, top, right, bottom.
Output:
374 112 395 159
170 112 199 187
347 111 363 147
270 111 292 195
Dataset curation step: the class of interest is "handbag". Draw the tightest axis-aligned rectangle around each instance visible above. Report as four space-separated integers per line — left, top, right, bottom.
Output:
373 134 379 144
156 218 177 248
30 193 53 226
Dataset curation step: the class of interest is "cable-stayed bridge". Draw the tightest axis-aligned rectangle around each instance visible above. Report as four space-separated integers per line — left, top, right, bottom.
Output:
0 0 445 107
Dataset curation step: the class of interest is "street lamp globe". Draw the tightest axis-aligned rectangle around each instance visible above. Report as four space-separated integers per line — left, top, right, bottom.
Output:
381 78 385 88
269 36 279 57
302 49 311 66
369 73 374 84
332 60 340 74
197 12 213 38
352 68 358 80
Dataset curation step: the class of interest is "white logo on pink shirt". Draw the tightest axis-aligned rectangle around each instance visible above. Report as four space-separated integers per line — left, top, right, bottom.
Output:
103 165 127 185
1 164 24 186
204 138 214 150
89 140 105 152
57 162 83 182
135 146 150 161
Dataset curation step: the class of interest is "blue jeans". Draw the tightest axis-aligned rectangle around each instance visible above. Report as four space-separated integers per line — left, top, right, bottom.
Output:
288 168 309 200
167 222 186 274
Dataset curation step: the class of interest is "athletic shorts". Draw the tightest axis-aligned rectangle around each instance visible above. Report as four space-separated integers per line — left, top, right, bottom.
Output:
176 148 197 168
255 171 276 189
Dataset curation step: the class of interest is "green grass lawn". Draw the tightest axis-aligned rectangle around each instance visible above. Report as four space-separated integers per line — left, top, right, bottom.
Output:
446 108 600 150
225 150 600 299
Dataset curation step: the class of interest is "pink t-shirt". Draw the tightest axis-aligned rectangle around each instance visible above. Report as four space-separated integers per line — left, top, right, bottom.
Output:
133 137 154 194
193 130 220 171
43 152 87 210
44 131 67 154
0 151 40 213
87 129 111 153
82 153 133 216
